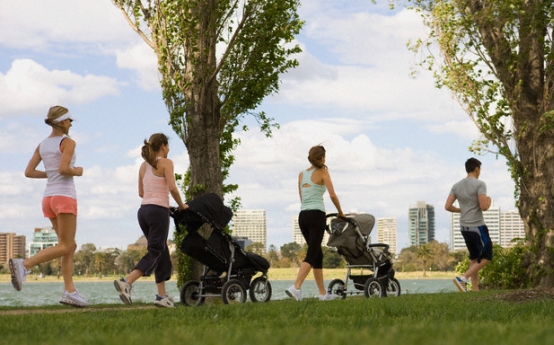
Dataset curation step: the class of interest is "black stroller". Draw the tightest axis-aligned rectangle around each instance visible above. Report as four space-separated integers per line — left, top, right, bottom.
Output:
325 213 400 298
171 193 272 305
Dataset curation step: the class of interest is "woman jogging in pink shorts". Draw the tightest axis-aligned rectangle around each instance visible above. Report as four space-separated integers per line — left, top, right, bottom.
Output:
9 105 88 307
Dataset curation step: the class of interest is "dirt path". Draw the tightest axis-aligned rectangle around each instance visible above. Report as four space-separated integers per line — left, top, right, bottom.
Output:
0 305 158 316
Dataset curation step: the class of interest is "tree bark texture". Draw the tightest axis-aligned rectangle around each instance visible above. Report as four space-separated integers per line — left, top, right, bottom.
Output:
466 0 554 286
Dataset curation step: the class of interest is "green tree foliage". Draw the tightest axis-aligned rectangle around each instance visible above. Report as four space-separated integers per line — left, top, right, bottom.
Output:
455 242 531 289
246 242 265 255
73 243 97 277
280 242 302 266
266 244 280 267
416 244 433 277
322 247 345 269
397 241 459 272
407 0 554 287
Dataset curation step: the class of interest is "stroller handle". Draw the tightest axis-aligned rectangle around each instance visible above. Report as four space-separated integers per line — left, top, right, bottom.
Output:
326 213 353 222
368 243 390 251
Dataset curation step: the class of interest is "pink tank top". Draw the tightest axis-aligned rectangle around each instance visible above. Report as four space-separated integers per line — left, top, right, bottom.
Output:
141 162 169 208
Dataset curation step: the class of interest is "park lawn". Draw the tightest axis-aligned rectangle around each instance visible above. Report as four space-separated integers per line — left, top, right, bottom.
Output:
1 290 553 345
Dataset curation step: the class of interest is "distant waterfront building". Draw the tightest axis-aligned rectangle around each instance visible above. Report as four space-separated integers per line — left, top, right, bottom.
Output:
377 217 397 255
408 201 435 246
0 232 26 265
28 227 58 257
232 210 266 254
500 210 526 247
450 206 501 252
233 236 253 251
292 215 303 245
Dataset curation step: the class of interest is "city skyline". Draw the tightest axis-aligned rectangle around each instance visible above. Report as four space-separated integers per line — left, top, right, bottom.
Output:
2 202 525 258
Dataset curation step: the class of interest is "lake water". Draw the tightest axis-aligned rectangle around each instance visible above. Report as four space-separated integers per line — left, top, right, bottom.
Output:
0 278 458 307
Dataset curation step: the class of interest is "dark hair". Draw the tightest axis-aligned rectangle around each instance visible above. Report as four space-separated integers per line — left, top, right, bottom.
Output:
141 133 169 168
465 158 482 173
308 145 326 169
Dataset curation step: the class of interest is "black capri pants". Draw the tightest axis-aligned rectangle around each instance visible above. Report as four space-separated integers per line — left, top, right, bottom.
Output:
298 209 326 269
135 204 172 283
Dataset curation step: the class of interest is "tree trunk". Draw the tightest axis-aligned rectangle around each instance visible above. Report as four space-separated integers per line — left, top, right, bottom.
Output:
515 112 554 287
184 0 222 198
183 0 222 280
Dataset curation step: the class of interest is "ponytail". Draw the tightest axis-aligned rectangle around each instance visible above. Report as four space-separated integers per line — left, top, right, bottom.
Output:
141 133 169 168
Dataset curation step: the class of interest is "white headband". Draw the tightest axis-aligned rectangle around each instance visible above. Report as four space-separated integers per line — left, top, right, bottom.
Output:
53 112 74 123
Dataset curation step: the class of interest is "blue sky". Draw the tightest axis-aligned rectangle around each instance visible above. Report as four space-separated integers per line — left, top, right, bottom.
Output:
0 0 517 253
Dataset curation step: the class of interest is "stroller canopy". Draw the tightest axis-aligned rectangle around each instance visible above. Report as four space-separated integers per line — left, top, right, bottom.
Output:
173 193 233 232
330 214 375 237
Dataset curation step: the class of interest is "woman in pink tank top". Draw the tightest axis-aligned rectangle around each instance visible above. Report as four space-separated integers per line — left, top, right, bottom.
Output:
114 133 188 308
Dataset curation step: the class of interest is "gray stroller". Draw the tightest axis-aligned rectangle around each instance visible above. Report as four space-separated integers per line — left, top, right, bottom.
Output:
326 213 400 298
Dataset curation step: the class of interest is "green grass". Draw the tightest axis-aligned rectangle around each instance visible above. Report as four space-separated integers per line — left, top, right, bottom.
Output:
1 291 554 345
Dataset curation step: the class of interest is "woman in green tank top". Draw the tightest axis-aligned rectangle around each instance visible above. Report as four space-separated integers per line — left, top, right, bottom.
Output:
286 145 346 301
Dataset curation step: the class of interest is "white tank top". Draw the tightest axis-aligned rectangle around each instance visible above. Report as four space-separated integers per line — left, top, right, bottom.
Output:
39 135 77 199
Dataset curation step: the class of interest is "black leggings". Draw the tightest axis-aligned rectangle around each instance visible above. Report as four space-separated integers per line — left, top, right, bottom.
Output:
298 210 326 269
135 204 172 283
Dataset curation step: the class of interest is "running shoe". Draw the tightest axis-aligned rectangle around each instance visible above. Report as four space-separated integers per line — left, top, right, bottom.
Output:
114 278 132 305
318 293 337 301
154 295 175 308
60 290 89 308
453 276 468 292
285 285 303 301
9 258 27 291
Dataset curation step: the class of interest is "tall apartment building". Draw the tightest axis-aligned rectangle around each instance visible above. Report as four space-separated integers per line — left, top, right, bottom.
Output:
0 232 26 265
408 201 435 246
500 210 526 247
450 206 501 252
29 227 58 257
292 214 330 247
232 210 266 254
377 217 397 255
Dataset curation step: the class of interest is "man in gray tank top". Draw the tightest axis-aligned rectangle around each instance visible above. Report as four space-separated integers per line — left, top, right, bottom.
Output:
445 158 493 292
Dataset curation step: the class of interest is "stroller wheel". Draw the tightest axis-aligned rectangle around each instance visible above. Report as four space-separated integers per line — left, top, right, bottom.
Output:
249 277 272 302
363 277 384 298
328 279 347 300
180 281 205 306
386 278 401 297
222 279 247 304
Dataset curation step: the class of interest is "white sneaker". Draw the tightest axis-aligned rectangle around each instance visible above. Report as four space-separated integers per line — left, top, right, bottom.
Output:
285 285 303 301
319 293 337 301
9 258 27 291
114 278 132 305
154 295 175 308
60 290 89 308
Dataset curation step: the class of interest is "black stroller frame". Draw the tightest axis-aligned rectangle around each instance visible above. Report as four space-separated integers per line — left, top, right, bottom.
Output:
171 193 272 305
325 213 401 298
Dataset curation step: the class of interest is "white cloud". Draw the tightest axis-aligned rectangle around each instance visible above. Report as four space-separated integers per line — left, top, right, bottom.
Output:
115 43 160 91
426 120 481 140
271 9 465 123
0 59 121 117
0 1 135 49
